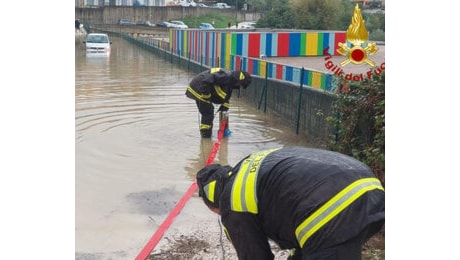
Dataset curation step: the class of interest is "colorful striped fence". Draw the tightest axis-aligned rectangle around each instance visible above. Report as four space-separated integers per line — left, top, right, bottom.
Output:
139 29 345 92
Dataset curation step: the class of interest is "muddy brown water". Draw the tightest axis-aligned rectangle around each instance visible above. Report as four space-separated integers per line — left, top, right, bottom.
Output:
75 35 313 259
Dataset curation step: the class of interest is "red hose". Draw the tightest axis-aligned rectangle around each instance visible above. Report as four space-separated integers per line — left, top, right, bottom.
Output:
135 118 228 260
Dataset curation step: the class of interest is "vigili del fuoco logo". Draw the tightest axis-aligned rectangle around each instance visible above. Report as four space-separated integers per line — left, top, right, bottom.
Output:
323 4 385 82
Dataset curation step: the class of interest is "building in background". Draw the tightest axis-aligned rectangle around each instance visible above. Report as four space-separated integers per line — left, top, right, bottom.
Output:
76 0 135 6
351 0 385 8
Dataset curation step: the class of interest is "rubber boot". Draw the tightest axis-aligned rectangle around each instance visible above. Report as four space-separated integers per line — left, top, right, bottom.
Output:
200 128 212 138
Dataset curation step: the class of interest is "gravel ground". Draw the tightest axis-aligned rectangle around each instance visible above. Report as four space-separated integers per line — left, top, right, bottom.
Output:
147 216 385 260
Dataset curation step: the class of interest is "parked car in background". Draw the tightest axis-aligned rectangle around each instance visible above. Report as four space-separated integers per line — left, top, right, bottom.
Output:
136 20 154 27
166 0 197 6
212 2 232 8
83 33 112 54
231 21 257 29
182 0 197 6
156 21 178 28
169 20 189 29
118 18 135 25
199 22 215 29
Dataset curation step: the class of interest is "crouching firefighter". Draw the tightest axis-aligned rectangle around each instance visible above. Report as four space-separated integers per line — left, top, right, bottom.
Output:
185 68 252 138
196 146 385 259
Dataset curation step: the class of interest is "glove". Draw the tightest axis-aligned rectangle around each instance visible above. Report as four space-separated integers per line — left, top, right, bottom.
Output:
287 249 302 260
218 105 228 112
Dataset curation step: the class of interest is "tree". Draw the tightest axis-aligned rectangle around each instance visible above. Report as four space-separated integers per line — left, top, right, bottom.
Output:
248 0 269 12
257 0 295 28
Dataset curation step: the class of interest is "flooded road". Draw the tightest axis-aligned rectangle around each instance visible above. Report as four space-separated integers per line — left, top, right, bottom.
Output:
75 35 312 259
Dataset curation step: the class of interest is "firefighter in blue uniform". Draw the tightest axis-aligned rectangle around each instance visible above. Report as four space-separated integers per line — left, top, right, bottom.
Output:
186 68 252 138
196 146 385 259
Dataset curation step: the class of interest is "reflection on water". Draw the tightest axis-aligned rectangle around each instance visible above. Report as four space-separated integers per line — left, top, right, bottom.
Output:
75 35 312 260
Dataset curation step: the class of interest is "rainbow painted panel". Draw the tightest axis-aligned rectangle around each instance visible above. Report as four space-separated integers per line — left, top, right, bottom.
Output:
300 33 306 55
235 56 242 70
170 30 345 62
247 57 253 74
183 30 188 56
268 63 275 78
276 64 283 80
334 32 346 55
242 33 249 58
224 33 232 69
163 30 345 91
235 34 243 56
193 30 198 61
285 66 293 81
292 67 301 83
260 33 267 57
320 33 329 55
201 32 208 65
289 33 301 56
267 32 278 57
316 32 324 55
214 32 220 67
251 58 259 75
306 33 318 56
311 71 322 88
260 61 268 78
278 33 289 56
210 32 216 66
248 33 260 57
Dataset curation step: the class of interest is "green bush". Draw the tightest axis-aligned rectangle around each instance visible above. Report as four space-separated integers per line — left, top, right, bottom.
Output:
370 29 385 41
327 72 385 185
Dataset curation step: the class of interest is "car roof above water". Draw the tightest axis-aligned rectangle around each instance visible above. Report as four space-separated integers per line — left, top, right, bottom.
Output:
86 33 110 43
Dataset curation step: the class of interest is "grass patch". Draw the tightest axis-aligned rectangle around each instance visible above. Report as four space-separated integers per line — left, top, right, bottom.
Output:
175 11 237 29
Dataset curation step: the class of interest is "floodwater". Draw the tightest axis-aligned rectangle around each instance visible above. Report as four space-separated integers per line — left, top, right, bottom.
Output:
75 35 312 259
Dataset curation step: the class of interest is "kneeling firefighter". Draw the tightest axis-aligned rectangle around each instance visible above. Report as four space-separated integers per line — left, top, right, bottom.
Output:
196 146 385 259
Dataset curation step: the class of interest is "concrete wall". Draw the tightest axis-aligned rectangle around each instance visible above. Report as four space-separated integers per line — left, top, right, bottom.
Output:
244 74 337 147
75 6 261 25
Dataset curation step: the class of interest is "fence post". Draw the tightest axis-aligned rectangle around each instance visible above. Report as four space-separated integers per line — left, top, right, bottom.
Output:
258 61 269 112
295 67 305 135
188 51 191 72
200 55 203 71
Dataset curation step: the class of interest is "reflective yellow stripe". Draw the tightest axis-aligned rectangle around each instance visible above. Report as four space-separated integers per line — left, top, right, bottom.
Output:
214 86 227 99
187 86 211 103
222 102 230 109
231 148 280 213
204 180 217 202
239 72 245 80
295 177 384 248
210 68 221 73
200 124 211 130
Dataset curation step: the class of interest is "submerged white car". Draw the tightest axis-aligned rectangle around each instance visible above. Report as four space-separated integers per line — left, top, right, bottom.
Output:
84 33 112 54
